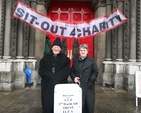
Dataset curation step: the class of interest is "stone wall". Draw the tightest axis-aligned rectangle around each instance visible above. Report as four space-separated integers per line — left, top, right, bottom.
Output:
102 61 141 92
0 59 39 91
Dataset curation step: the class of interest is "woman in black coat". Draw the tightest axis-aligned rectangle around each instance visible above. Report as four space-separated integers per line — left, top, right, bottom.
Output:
70 44 98 113
39 38 70 113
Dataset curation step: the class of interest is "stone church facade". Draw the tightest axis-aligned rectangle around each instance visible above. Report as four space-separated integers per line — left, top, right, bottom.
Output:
0 0 140 91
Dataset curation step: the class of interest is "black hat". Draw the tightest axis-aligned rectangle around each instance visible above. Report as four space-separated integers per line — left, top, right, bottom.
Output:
52 37 62 48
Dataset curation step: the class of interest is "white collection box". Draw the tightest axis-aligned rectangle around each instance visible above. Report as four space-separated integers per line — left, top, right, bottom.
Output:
135 71 141 106
54 84 82 113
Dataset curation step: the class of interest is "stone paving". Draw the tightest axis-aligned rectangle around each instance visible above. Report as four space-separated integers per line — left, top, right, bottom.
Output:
0 84 141 113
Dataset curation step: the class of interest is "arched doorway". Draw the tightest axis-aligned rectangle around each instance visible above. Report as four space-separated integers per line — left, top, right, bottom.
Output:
47 1 94 64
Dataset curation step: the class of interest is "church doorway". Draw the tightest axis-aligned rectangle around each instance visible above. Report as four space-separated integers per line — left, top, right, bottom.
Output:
47 1 94 63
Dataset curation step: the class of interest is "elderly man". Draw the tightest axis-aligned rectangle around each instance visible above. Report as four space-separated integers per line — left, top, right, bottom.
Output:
39 37 70 113
70 44 98 113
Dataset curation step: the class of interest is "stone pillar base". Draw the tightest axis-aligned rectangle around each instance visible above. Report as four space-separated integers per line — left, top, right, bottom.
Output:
123 74 135 92
113 73 123 90
0 59 39 91
102 61 138 91
101 72 114 87
16 56 24 59
102 61 114 87
3 56 11 59
0 72 15 91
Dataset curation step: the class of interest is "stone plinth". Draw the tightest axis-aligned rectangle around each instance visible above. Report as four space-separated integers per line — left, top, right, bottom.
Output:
102 61 114 86
102 61 141 91
14 71 25 89
13 59 25 71
25 59 37 70
0 59 39 91
0 59 13 71
0 72 15 91
113 62 125 90
30 70 39 88
123 63 139 92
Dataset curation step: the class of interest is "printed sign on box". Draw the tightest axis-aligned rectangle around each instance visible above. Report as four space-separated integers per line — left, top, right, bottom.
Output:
54 84 82 113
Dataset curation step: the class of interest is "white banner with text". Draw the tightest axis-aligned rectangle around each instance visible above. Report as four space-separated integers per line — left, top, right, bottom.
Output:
13 1 127 38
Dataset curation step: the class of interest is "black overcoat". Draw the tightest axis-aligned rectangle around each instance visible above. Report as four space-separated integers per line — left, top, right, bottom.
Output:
38 51 70 113
70 56 98 113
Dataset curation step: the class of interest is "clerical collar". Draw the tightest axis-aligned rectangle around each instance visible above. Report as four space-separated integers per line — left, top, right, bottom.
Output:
79 56 87 61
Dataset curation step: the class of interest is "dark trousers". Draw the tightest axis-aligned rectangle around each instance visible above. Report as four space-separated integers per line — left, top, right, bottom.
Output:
82 90 95 113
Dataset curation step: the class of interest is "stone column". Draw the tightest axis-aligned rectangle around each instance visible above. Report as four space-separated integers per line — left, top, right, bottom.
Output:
94 0 106 67
123 0 130 61
93 0 107 84
136 0 141 61
16 0 25 59
129 0 136 62
105 0 112 61
116 0 124 61
3 0 12 59
0 0 5 59
35 2 47 69
28 1 37 59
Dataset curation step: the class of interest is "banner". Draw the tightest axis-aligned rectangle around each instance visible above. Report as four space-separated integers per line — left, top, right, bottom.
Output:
13 1 127 38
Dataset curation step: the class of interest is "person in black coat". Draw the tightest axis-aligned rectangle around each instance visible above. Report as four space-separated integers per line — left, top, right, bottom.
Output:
38 37 70 113
70 44 98 113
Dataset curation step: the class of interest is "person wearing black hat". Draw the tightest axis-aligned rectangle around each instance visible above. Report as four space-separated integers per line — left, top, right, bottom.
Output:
38 37 70 113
